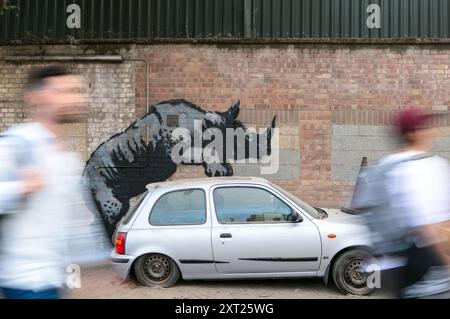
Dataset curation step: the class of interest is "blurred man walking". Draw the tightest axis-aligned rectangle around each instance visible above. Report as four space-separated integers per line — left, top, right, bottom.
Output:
0 65 107 299
354 108 450 298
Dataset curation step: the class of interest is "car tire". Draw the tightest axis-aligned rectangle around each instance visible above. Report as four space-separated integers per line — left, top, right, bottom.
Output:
332 249 377 296
134 253 180 288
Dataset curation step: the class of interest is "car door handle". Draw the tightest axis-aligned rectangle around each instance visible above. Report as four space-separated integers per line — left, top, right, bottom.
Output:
220 233 232 238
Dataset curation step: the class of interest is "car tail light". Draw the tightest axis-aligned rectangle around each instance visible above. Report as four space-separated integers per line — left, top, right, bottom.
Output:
115 232 127 255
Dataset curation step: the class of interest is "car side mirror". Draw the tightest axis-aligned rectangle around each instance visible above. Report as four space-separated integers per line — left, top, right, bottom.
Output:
288 211 303 223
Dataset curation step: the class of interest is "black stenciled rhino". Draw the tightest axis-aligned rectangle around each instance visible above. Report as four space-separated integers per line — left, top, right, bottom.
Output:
82 99 276 237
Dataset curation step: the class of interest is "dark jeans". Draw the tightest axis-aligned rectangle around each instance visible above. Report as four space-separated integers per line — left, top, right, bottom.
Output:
381 266 407 299
381 244 446 298
1 287 60 299
403 244 446 288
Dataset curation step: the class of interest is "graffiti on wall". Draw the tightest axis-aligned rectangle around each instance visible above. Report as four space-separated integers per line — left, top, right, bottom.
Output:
82 99 276 236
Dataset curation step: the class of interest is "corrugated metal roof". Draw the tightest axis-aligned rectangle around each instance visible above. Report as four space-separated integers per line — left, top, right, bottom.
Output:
251 0 449 39
0 0 449 44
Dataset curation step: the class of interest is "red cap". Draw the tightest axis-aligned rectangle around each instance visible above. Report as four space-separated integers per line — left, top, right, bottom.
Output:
395 108 435 135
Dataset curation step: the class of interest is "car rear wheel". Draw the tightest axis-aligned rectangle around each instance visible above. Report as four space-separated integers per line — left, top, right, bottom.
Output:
134 254 180 288
332 249 377 296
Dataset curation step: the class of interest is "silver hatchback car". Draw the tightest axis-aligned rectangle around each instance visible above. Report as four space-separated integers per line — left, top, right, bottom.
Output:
111 177 376 295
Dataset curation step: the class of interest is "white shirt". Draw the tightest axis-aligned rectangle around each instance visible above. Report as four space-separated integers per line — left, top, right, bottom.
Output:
380 150 450 247
0 123 93 291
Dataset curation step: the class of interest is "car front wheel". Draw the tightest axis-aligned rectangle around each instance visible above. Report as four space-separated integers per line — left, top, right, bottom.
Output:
332 249 377 296
134 253 180 288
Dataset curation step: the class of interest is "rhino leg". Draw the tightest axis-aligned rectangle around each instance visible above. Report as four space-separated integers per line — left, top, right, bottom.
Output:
203 162 234 177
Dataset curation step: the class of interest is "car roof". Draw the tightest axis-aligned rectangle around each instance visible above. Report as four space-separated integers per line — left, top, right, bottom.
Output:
146 176 270 191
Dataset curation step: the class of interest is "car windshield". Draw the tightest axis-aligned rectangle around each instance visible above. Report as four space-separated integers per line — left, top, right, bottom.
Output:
270 183 322 219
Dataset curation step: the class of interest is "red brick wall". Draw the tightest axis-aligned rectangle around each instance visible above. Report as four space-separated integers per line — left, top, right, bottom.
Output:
136 45 450 113
135 44 450 208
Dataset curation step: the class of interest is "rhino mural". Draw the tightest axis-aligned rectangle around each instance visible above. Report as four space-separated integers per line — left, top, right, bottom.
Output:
82 99 276 237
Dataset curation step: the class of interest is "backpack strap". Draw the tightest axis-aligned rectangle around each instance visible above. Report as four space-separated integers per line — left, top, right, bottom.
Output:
389 152 434 170
0 133 35 168
406 153 434 162
0 134 33 216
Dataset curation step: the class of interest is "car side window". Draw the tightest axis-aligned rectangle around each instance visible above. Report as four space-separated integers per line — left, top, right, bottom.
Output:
149 189 206 226
213 187 293 224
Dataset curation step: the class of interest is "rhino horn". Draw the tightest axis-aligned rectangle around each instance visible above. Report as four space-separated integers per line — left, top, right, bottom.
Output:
264 115 277 140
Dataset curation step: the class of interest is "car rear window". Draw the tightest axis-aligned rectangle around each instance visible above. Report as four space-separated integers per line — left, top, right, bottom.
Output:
149 189 206 226
122 191 148 225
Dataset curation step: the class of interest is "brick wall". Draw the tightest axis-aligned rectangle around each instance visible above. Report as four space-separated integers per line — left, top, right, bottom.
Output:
0 45 137 162
2 44 450 209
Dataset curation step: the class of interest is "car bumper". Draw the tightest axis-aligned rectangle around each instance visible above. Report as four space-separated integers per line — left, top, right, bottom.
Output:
110 251 135 281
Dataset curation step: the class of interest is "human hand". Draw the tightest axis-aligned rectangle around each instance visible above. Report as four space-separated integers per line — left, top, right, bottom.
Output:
20 167 46 196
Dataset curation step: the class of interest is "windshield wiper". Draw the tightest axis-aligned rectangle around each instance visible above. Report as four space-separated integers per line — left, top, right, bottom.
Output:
314 207 328 219
340 207 360 215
